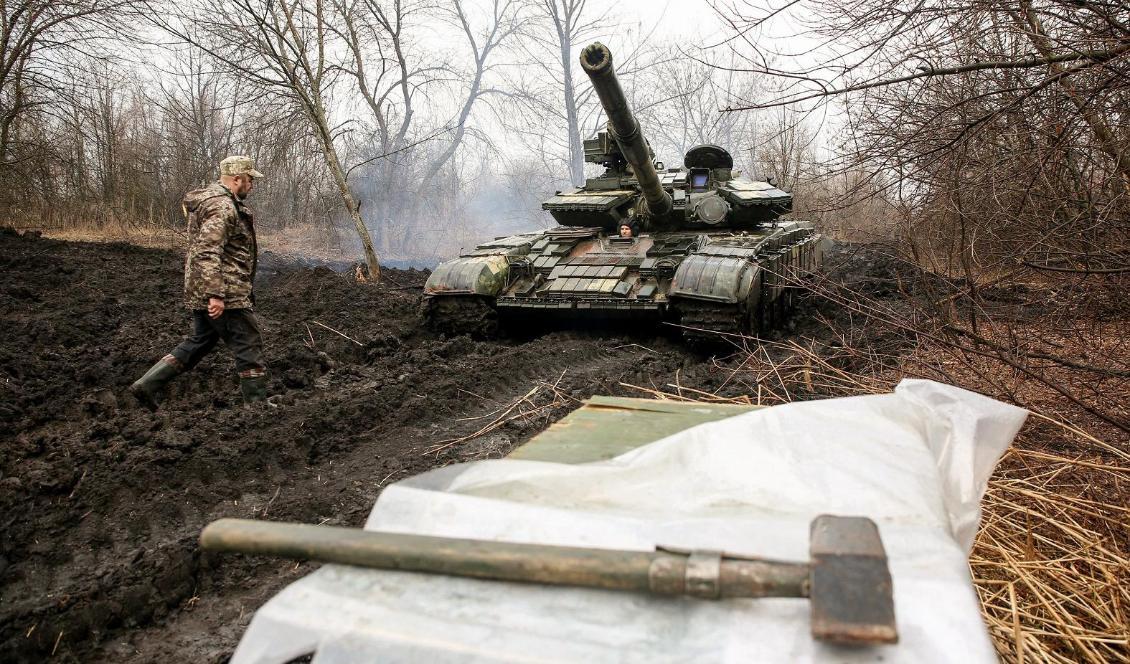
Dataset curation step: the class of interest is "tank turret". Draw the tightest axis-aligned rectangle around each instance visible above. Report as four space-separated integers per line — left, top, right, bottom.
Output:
542 43 793 233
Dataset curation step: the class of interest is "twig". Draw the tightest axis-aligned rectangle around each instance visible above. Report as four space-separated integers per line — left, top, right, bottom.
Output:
376 470 402 488
610 343 659 354
425 371 573 456
425 385 542 455
310 320 363 346
67 469 87 500
261 486 281 518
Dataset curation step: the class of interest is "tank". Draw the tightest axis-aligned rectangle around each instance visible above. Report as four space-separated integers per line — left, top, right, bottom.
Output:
423 42 825 341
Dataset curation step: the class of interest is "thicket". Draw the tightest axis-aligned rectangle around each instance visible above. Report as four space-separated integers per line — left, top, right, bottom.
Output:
707 1 1128 660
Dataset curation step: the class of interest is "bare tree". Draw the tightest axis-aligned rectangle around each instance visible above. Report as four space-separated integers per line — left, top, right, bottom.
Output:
0 1 395 254
0 1 130 161
634 46 765 174
707 0 1130 442
709 0 1129 274
155 0 383 278
423 0 527 181
334 0 527 255
503 0 642 186
537 0 604 185
0 0 142 211
756 108 814 191
151 51 238 198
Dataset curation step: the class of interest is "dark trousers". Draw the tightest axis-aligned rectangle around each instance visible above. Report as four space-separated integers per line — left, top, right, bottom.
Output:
170 309 265 376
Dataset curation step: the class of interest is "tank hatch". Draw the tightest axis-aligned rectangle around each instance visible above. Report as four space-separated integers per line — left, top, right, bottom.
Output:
684 145 734 170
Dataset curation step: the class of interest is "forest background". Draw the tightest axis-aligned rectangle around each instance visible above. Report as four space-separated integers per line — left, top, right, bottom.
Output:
2 0 1123 280
0 0 875 268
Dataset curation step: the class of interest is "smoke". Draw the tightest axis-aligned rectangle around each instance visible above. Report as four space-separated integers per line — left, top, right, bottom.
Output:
335 140 569 266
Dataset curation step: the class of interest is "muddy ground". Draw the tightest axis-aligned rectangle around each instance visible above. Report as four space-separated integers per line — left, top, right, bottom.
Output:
0 228 891 662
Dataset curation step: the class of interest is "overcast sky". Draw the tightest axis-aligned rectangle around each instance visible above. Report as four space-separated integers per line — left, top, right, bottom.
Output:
617 0 726 39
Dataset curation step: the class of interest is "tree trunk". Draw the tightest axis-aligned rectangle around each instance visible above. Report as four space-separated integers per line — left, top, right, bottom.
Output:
332 168 380 280
561 42 585 186
313 116 381 280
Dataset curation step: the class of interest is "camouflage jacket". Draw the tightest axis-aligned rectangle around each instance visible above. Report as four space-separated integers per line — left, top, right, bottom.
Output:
182 182 258 310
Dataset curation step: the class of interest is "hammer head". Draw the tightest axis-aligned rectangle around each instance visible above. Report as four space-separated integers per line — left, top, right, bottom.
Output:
809 515 898 645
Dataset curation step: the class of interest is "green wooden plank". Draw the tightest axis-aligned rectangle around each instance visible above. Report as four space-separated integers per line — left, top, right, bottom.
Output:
584 395 759 415
509 396 762 464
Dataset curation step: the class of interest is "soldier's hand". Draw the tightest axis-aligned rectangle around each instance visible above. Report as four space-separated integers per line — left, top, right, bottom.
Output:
208 297 226 319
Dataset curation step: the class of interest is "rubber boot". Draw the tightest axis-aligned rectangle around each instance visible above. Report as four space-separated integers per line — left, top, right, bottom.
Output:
239 374 268 405
130 355 183 411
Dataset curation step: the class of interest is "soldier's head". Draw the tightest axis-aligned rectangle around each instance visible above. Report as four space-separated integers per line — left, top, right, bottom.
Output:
219 156 265 200
619 223 633 238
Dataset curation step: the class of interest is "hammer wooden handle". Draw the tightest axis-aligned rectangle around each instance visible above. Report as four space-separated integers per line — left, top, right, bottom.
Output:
201 518 809 599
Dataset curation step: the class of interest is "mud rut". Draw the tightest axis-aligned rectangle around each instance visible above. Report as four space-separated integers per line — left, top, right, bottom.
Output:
1 230 765 662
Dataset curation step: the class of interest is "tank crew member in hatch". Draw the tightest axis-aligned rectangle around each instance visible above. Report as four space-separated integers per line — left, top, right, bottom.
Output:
130 156 268 409
618 222 634 238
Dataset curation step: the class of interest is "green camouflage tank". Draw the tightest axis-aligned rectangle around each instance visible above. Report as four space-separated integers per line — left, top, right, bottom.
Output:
424 42 825 341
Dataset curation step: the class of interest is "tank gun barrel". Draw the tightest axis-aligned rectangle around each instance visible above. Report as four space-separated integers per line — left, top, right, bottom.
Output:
580 42 673 218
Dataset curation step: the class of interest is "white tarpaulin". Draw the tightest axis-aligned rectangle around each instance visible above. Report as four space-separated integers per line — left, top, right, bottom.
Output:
229 379 1027 663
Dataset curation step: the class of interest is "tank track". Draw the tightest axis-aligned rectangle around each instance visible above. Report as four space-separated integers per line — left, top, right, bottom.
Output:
676 301 747 342
676 294 793 343
422 295 500 338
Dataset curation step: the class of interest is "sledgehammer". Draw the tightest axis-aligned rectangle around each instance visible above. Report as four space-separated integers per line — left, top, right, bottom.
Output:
200 514 897 644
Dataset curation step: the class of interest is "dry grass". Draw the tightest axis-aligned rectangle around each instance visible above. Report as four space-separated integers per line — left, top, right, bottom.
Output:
624 335 1129 663
2 217 376 266
2 219 361 264
974 439 1129 664
2 215 456 267
7 222 188 249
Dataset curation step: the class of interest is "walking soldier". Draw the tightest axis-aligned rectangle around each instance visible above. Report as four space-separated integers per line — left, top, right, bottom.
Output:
131 156 268 408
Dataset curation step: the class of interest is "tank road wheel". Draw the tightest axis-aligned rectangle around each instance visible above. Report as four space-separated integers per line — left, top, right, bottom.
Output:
422 295 500 339
744 304 762 339
756 295 779 335
781 287 798 331
675 300 746 345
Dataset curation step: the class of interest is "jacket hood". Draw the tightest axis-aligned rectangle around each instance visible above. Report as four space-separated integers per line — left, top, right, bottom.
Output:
183 182 234 214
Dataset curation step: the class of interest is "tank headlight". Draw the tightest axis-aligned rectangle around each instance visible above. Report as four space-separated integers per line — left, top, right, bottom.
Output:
694 195 730 224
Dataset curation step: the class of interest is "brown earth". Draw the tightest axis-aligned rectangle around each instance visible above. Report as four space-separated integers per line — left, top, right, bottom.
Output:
2 228 855 662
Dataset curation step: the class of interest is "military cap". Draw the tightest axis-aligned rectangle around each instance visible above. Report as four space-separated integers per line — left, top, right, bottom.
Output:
220 155 265 178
